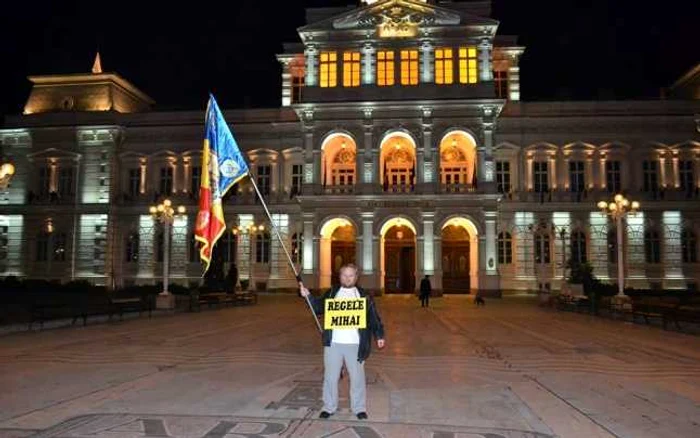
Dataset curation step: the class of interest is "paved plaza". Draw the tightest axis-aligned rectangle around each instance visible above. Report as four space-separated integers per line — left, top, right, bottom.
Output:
1 294 700 438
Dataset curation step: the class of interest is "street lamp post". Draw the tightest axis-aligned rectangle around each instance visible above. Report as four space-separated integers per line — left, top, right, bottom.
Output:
233 222 265 292
150 199 186 309
552 225 568 279
598 194 640 297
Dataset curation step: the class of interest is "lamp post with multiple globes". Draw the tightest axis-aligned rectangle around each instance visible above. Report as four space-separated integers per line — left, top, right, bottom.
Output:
232 222 265 291
149 199 186 309
597 194 640 297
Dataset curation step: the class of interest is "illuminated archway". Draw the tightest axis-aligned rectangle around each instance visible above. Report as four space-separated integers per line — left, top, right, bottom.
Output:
321 133 357 192
440 217 479 292
379 132 417 192
319 217 357 288
379 216 418 293
439 131 477 191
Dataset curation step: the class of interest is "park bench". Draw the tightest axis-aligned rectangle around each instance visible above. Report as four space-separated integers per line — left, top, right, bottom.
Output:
233 290 258 305
630 296 680 329
30 293 153 330
189 291 234 312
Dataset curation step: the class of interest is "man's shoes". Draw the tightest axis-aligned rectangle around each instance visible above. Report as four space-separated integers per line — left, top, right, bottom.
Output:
356 412 368 420
319 411 333 419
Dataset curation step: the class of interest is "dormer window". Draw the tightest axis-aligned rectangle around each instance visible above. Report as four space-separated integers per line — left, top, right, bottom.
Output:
320 51 338 88
458 47 478 84
400 50 419 85
377 50 395 86
342 52 361 87
435 48 454 84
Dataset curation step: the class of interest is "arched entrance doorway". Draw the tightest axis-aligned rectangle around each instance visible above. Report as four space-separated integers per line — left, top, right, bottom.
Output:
441 217 479 293
319 218 356 289
380 218 416 293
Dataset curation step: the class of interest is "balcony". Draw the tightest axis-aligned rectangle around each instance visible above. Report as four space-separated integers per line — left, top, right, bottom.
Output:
27 191 76 205
439 183 477 194
383 183 414 194
501 187 700 204
300 82 498 104
324 185 355 195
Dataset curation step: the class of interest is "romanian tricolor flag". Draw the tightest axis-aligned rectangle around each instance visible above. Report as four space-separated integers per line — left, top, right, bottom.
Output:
195 94 249 273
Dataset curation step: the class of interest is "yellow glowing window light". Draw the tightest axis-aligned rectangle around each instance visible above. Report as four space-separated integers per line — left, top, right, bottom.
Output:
400 49 419 85
343 51 361 87
458 47 478 84
320 51 337 88
377 50 395 86
434 48 453 84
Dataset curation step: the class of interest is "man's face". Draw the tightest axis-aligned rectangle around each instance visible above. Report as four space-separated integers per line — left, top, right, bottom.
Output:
339 267 358 288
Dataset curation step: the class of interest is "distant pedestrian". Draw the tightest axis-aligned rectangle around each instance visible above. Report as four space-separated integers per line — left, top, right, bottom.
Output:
474 291 485 306
419 275 431 308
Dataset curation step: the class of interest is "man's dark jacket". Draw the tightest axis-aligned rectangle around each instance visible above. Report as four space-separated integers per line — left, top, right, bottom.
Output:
307 285 384 363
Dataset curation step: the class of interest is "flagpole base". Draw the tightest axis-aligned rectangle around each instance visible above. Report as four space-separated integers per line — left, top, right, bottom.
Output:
156 293 176 310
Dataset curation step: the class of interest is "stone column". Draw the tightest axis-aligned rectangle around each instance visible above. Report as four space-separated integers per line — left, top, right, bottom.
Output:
420 40 433 83
507 53 521 101
279 57 292 106
478 38 493 82
421 212 435 276
301 213 316 287
304 45 318 86
362 43 375 85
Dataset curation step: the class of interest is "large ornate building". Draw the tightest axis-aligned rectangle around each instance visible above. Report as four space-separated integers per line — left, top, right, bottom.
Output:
1 0 699 295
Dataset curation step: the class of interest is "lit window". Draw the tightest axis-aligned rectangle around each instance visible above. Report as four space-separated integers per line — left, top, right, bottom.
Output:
319 52 337 88
434 48 453 84
343 52 361 87
458 47 478 84
400 50 419 85
377 51 395 86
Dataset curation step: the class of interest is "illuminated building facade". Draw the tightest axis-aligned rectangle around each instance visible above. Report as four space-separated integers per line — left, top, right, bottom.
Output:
1 0 699 295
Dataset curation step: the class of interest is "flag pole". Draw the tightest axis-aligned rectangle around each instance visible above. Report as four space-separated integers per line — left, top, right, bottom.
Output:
248 176 323 333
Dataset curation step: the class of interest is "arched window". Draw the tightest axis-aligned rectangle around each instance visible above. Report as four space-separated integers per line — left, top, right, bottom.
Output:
292 232 303 264
644 229 661 264
497 232 512 264
256 232 271 263
125 232 139 263
534 232 550 264
682 229 697 263
607 229 617 263
570 231 587 264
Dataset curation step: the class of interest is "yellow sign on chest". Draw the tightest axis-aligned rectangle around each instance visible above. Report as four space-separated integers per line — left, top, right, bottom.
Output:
324 298 367 330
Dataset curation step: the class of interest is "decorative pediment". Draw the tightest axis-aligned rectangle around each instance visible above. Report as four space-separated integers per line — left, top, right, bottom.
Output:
333 0 461 36
27 148 81 162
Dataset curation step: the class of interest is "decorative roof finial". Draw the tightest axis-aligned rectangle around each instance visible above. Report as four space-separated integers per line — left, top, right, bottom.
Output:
92 52 102 74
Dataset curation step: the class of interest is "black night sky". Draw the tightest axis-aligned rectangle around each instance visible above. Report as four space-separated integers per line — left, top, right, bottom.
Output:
1 0 698 122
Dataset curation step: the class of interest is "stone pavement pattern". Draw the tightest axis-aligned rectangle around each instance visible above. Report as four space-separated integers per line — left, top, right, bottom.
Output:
1 295 699 438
